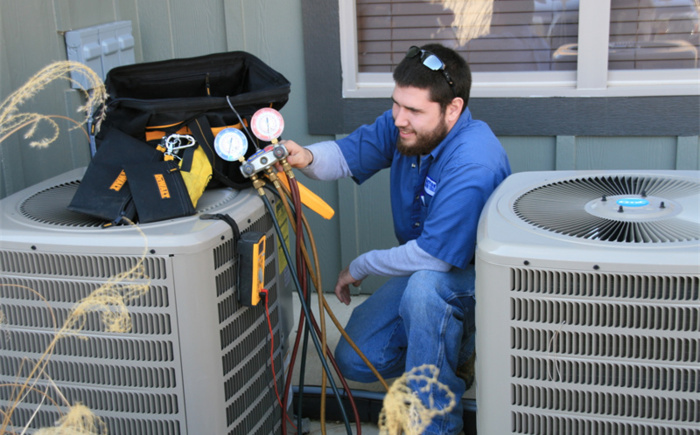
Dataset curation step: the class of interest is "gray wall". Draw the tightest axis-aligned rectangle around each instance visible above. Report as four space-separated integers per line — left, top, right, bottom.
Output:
0 0 328 197
0 0 343 291
1 0 698 297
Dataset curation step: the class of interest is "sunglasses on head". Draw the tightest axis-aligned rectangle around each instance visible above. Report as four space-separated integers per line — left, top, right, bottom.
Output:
405 45 457 98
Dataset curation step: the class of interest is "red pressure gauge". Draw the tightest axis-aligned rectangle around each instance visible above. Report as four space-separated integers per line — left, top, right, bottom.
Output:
250 108 284 142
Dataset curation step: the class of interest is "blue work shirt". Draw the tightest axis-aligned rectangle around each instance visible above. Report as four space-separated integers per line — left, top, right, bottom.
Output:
336 108 511 269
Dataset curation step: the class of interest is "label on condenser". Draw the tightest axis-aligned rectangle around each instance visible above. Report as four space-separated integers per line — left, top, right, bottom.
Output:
616 198 649 207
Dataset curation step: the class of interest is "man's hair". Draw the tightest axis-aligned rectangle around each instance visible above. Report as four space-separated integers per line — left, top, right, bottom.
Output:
393 43 472 112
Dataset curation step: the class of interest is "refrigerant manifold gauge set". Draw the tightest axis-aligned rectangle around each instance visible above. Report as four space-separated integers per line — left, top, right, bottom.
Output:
213 107 288 179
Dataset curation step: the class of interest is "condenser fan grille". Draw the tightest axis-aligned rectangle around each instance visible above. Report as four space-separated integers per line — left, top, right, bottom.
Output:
513 174 699 243
19 180 239 227
20 181 105 228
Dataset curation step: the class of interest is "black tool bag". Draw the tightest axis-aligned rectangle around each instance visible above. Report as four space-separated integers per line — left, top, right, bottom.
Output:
97 50 291 188
69 51 291 224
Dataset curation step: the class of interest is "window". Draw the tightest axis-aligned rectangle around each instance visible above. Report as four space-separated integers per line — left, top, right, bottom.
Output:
608 0 699 70
340 0 700 98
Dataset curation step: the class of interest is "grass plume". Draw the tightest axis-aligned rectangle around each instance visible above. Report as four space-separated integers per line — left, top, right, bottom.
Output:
0 60 107 148
33 403 108 435
434 0 493 45
0 221 150 435
379 364 457 435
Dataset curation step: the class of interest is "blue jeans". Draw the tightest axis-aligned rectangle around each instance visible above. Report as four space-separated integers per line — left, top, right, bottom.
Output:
334 266 476 435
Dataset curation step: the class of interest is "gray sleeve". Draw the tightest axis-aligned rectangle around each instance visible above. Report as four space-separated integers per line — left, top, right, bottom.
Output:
348 240 453 280
299 141 353 181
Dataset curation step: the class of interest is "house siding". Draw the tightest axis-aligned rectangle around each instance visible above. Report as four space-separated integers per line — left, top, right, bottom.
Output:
1 0 697 296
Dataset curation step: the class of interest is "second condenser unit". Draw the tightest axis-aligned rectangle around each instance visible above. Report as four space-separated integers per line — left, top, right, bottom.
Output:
475 170 699 434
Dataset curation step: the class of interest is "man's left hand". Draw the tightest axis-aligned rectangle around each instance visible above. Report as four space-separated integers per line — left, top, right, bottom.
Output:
334 266 362 305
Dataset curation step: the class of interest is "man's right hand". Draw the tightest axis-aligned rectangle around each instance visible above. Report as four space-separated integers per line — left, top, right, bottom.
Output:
334 266 362 305
280 140 314 169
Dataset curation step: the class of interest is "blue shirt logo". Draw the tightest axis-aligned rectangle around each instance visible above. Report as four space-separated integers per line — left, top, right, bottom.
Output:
424 176 437 196
616 198 649 207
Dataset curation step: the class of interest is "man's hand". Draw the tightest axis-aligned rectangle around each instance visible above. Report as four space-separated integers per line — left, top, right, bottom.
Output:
280 140 314 169
334 266 362 305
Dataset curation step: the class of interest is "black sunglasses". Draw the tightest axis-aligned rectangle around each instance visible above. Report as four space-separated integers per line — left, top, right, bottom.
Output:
406 45 457 98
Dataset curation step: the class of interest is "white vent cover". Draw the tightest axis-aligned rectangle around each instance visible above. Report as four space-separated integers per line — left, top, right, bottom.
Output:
513 174 698 243
475 170 699 434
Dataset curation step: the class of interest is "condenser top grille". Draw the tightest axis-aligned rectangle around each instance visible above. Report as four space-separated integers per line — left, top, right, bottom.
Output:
18 178 240 227
20 181 106 228
513 174 699 243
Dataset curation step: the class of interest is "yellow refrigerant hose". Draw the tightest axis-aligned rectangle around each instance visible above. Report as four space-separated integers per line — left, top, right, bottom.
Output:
271 167 391 435
275 169 390 389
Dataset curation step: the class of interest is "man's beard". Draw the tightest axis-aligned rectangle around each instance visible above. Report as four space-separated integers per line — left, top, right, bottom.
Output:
396 118 449 157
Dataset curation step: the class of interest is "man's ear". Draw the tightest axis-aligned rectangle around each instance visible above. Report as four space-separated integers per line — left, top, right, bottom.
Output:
446 97 464 123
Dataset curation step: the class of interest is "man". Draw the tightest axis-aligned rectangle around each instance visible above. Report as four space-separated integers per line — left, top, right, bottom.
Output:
283 43 511 434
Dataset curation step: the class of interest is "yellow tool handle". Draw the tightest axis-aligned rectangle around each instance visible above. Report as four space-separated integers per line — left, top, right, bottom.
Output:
276 171 335 220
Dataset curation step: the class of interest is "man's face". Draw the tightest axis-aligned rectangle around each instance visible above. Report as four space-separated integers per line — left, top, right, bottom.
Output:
392 85 448 157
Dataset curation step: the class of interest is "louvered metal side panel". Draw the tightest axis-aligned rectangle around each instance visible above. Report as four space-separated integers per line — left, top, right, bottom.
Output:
508 268 700 435
0 216 286 434
0 169 291 434
215 213 285 435
0 253 187 433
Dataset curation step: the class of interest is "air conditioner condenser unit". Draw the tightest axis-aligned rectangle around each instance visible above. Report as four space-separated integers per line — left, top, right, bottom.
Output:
0 168 294 434
475 170 699 434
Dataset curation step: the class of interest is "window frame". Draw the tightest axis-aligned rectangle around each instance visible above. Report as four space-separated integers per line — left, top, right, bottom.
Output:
300 0 700 136
341 0 700 98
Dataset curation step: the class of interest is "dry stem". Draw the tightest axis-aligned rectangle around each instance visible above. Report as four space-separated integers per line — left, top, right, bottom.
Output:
0 60 106 148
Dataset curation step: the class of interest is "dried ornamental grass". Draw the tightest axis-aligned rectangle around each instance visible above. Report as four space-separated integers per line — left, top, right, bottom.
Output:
32 404 107 435
435 0 494 45
0 222 150 435
379 364 457 435
0 60 107 148
0 60 114 434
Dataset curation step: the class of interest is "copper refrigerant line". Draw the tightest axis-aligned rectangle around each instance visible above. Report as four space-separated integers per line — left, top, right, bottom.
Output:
232 108 388 435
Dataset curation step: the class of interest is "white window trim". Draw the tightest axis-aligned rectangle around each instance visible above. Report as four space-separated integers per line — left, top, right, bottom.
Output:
339 0 700 98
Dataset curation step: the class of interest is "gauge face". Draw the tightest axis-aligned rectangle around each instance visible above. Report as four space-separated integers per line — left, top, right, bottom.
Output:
250 108 285 142
214 128 248 161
